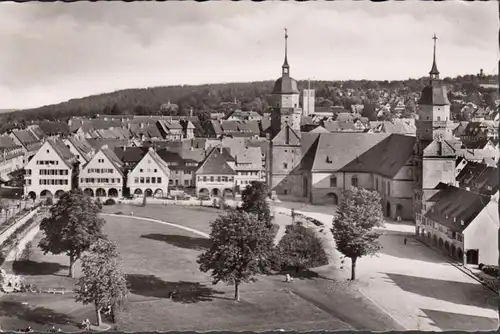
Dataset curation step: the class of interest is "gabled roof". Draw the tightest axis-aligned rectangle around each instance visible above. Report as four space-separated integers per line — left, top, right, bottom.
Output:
100 146 124 177
272 125 301 146
47 138 76 167
196 147 236 175
309 126 330 133
424 186 492 233
28 125 46 140
234 147 261 169
423 140 457 158
37 121 70 136
340 134 416 178
0 135 19 149
12 129 38 146
309 133 389 172
141 148 170 176
114 146 148 164
67 136 94 161
456 161 498 195
87 138 129 151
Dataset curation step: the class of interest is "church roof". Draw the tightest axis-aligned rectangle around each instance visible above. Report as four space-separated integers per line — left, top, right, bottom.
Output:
272 76 299 95
418 81 450 106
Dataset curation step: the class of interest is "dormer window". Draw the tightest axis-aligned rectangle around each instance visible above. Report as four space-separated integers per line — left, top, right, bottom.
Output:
326 156 332 164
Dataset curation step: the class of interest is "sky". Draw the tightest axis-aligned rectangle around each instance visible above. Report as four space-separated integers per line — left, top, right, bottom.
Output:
0 1 498 110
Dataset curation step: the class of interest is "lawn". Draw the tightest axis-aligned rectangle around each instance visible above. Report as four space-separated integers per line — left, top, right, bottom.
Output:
0 204 402 332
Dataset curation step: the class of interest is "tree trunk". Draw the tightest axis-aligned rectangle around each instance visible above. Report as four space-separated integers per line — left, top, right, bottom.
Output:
95 304 102 327
68 255 76 278
351 257 357 281
234 282 240 301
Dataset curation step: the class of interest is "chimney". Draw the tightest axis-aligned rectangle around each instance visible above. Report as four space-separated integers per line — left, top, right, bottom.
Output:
190 108 193 117
123 146 127 152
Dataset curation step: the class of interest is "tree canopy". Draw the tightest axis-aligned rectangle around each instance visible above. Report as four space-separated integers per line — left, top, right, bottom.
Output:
197 209 275 301
38 189 106 277
240 181 272 228
331 187 384 280
75 239 128 326
277 224 328 273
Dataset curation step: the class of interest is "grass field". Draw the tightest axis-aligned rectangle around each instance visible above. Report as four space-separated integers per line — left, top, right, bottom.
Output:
0 204 401 332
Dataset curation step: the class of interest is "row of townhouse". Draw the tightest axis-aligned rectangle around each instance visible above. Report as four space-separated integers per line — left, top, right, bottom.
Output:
68 115 198 142
415 160 499 266
24 135 265 201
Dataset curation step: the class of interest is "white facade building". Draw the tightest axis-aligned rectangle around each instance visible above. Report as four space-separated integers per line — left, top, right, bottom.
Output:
24 139 77 200
79 145 124 198
127 147 170 198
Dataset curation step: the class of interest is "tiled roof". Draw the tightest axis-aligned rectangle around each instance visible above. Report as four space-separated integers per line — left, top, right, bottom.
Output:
234 147 261 170
87 138 129 151
340 134 416 178
323 121 359 132
114 146 148 164
101 146 124 176
272 125 301 146
462 139 491 150
67 136 94 161
12 130 38 146
196 147 236 175
0 135 19 149
309 133 389 172
423 140 458 157
37 121 70 136
418 81 450 106
456 161 498 195
48 138 76 167
424 186 492 232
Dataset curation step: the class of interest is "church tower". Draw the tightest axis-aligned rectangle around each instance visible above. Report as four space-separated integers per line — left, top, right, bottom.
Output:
270 28 302 137
268 29 304 198
414 34 458 217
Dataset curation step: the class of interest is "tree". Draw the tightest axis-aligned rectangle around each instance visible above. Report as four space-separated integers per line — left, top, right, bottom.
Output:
277 224 328 273
331 187 384 280
38 189 107 277
20 241 34 261
75 239 128 327
197 210 274 301
240 181 272 228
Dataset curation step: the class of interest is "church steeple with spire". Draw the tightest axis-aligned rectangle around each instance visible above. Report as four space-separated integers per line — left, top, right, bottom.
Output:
429 34 440 81
282 28 290 76
414 34 457 219
271 28 301 137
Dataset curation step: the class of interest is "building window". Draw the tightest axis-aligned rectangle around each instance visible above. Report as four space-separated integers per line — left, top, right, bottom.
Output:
330 176 337 187
283 163 288 169
157 177 161 183
351 176 358 187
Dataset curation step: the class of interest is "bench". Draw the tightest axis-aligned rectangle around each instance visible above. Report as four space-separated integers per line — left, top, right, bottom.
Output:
47 288 65 295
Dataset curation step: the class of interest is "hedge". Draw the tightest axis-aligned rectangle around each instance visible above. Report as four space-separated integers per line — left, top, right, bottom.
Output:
0 216 38 266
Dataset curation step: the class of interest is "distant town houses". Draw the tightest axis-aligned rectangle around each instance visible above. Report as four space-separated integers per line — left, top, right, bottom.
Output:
1 33 498 267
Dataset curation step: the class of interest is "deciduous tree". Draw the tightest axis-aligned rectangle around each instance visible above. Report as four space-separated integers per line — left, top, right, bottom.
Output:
38 189 106 277
240 181 272 228
331 187 384 280
197 210 274 301
75 239 128 327
277 224 328 273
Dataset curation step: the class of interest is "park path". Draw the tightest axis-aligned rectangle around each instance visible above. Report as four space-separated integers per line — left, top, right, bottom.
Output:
273 201 498 331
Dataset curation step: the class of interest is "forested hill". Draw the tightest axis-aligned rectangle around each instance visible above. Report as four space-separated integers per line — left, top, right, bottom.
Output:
1 74 497 132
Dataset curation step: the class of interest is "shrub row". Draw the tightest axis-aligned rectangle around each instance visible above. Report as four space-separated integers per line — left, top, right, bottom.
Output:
0 207 32 234
479 264 499 277
0 215 38 266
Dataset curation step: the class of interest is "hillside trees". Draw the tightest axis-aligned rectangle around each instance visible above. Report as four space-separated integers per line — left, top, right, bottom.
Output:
38 189 106 277
331 187 384 280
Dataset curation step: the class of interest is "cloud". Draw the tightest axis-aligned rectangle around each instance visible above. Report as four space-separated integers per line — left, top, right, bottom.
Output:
0 1 497 109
